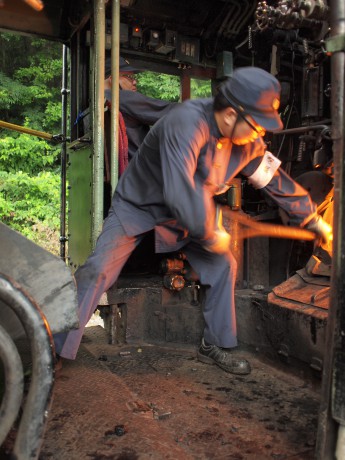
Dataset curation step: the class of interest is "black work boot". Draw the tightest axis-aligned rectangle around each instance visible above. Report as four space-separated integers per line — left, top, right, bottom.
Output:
197 338 251 375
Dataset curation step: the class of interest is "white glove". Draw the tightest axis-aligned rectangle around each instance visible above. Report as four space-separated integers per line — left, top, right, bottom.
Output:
204 229 231 254
305 215 333 245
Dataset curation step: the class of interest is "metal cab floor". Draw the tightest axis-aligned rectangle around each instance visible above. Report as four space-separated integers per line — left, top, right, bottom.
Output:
39 325 320 460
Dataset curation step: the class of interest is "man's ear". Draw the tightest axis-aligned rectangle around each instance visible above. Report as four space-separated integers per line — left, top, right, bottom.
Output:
223 107 237 126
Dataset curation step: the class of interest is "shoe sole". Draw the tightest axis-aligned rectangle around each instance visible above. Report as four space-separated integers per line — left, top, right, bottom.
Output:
197 351 216 365
197 351 251 375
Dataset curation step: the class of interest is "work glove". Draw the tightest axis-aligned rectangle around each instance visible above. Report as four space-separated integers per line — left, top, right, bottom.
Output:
204 229 231 254
305 215 333 246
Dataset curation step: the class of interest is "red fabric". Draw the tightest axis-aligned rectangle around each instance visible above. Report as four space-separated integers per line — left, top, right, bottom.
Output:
105 100 129 176
118 111 128 175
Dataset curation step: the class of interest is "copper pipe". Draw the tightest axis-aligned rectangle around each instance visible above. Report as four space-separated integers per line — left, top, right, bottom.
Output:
0 120 53 140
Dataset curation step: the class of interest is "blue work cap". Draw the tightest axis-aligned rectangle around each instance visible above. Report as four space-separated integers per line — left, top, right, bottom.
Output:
105 56 140 78
218 67 283 132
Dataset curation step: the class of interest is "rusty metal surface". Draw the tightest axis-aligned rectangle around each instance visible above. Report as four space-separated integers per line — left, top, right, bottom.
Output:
99 276 205 346
236 290 327 375
34 326 321 459
272 270 330 310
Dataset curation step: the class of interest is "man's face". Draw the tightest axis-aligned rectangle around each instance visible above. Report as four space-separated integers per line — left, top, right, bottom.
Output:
216 108 266 145
119 72 137 91
231 115 266 145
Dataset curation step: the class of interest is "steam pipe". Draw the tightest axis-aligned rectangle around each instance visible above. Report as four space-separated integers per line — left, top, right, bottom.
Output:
0 324 24 446
111 0 120 193
316 0 345 458
277 124 331 135
60 44 69 261
92 0 106 247
0 275 54 460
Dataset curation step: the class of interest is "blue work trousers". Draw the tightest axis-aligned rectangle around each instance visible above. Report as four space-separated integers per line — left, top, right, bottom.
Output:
55 209 238 359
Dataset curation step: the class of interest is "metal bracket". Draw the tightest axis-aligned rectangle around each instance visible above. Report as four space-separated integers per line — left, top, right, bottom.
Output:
52 133 70 143
325 34 345 54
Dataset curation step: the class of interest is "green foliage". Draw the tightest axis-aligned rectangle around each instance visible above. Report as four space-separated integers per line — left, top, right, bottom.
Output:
0 34 62 124
191 78 212 98
0 72 35 110
136 72 180 101
0 134 59 174
0 32 62 254
44 101 63 129
136 71 212 101
15 58 62 86
0 171 60 251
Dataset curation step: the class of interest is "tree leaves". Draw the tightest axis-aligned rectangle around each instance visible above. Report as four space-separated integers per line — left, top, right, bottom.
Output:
0 32 62 254
0 133 59 174
0 170 60 248
136 71 212 101
137 71 181 101
0 72 35 110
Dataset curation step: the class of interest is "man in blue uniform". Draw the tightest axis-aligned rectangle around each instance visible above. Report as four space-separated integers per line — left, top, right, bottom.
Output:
105 56 176 160
56 67 331 374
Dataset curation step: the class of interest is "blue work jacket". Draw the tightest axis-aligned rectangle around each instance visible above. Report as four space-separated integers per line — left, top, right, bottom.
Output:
112 98 316 252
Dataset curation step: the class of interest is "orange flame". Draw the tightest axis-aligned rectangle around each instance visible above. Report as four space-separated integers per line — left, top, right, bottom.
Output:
23 0 44 12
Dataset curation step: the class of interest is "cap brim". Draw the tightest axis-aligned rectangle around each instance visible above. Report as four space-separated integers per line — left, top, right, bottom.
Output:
221 90 283 132
120 65 140 73
251 112 283 132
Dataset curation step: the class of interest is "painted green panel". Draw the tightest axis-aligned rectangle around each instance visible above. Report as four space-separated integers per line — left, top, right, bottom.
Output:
67 141 93 271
